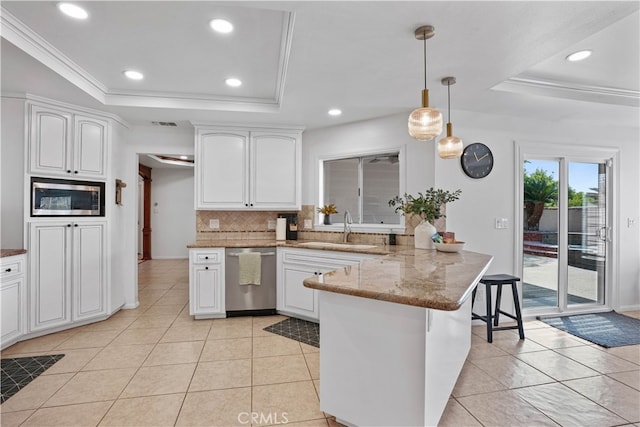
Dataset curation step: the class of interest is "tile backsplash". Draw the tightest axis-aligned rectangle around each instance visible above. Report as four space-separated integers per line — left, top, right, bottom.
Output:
195 205 446 243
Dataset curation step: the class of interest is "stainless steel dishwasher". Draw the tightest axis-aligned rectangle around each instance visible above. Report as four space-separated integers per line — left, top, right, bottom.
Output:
225 247 277 316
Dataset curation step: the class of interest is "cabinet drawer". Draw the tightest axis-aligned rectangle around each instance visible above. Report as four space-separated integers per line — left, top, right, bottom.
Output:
191 250 223 264
1 256 25 280
281 249 366 268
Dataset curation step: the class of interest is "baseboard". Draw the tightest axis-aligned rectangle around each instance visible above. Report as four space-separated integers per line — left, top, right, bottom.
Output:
619 304 640 312
149 256 189 260
122 301 140 309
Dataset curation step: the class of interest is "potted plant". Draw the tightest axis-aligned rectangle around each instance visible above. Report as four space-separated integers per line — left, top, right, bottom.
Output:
389 188 461 249
318 204 338 225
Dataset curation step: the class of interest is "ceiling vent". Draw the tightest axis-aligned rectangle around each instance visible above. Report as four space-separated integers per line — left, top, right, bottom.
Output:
151 121 177 127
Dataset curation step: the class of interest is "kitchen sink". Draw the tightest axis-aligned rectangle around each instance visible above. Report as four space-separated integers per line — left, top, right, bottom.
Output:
297 242 377 250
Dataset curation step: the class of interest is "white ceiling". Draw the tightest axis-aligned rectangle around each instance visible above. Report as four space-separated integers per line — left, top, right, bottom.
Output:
1 1 639 132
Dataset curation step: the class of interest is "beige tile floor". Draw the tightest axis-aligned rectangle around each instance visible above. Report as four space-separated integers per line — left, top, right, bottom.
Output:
1 259 638 426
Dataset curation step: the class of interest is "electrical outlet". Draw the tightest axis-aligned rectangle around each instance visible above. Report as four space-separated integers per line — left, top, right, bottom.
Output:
209 219 219 229
267 220 276 230
628 218 636 228
495 218 508 229
304 219 312 229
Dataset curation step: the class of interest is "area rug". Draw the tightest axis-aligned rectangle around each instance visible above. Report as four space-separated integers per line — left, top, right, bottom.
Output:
264 318 319 348
538 311 640 348
1 354 65 403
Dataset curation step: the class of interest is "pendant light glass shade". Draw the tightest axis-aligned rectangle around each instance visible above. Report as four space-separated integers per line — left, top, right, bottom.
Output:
438 124 463 159
408 26 442 141
408 91 443 140
438 77 463 159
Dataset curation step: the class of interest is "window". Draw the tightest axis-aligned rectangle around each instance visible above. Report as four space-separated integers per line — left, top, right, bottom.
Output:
321 152 401 225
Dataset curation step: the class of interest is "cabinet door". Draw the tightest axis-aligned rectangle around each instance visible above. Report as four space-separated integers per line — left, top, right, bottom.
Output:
73 222 107 321
279 264 320 321
29 222 72 332
196 131 249 209
251 133 301 210
190 264 224 317
73 116 107 178
1 277 24 347
29 105 73 176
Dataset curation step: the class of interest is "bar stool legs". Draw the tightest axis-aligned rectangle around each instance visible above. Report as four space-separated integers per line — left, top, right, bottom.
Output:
471 274 525 343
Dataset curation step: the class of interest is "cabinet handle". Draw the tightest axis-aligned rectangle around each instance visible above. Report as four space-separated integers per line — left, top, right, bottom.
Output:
250 204 254 207
74 224 78 227
245 203 249 207
74 171 78 174
5 268 11 272
205 256 209 260
67 170 71 173
67 224 72 227
205 266 209 270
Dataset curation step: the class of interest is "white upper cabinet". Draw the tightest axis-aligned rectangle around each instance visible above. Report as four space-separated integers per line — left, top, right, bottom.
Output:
195 126 302 210
196 131 249 209
251 133 300 210
29 104 108 179
73 115 108 178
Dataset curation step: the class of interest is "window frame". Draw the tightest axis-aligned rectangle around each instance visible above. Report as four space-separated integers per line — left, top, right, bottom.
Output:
316 146 407 233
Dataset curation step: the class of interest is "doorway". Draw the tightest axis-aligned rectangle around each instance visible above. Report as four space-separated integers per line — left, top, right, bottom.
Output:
138 163 152 261
516 143 617 316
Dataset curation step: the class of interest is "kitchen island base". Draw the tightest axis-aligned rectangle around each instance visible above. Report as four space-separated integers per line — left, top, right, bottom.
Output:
319 291 472 427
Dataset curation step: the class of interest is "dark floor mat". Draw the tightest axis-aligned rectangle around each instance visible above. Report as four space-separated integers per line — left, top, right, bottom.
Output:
1 354 65 403
523 282 594 309
538 311 640 348
263 318 319 348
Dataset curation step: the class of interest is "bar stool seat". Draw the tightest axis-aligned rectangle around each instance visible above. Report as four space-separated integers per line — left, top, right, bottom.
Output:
471 274 525 343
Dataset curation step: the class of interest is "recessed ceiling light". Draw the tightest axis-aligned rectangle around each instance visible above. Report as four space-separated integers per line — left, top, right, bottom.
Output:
179 155 188 160
225 78 242 87
210 19 233 34
566 50 592 62
328 109 342 116
57 2 88 20
123 70 144 80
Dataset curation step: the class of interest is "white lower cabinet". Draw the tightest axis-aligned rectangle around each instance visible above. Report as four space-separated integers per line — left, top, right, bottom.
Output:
277 248 375 322
29 221 107 333
1 254 26 349
189 249 225 319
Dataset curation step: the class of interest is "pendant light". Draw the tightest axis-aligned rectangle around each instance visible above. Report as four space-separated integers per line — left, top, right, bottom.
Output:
408 25 443 141
438 77 463 159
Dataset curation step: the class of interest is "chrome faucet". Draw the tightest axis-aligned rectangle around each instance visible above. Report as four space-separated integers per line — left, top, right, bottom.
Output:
343 210 353 243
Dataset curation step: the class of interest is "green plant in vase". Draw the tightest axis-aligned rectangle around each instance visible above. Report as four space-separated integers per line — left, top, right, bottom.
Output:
389 188 461 249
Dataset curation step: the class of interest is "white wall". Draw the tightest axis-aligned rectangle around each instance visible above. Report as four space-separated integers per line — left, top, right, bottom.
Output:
436 111 639 311
108 120 130 311
302 113 435 215
1 97 25 248
304 110 640 311
150 167 195 259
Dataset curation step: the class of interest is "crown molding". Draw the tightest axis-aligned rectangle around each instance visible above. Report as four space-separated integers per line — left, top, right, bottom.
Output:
1 7 107 102
1 7 295 113
494 74 639 107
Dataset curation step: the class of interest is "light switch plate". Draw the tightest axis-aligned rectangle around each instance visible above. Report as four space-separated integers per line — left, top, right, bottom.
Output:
209 219 220 229
267 220 276 230
495 218 508 229
304 219 312 229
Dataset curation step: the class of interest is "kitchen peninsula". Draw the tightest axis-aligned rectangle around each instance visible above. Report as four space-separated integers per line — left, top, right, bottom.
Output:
304 248 493 427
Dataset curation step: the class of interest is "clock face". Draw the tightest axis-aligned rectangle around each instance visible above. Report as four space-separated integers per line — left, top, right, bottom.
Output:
461 143 494 179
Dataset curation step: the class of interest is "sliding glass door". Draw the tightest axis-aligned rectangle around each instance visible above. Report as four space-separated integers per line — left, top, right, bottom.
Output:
521 156 610 314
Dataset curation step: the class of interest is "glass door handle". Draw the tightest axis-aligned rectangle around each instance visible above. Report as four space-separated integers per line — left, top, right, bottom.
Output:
598 227 607 241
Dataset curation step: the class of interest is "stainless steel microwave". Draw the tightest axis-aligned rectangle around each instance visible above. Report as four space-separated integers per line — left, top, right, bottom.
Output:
31 177 105 217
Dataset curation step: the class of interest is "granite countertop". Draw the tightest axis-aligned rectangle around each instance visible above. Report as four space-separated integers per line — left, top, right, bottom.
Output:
1 249 27 258
303 248 493 311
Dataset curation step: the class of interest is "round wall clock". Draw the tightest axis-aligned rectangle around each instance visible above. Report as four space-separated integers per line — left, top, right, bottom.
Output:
461 143 494 179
